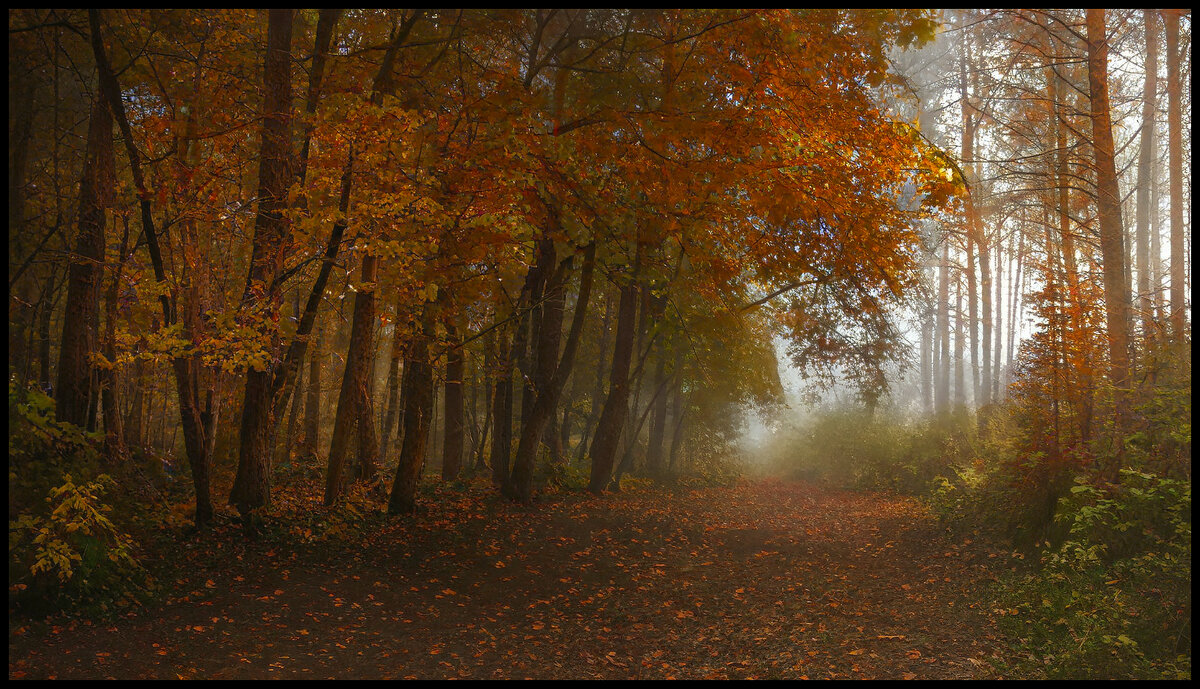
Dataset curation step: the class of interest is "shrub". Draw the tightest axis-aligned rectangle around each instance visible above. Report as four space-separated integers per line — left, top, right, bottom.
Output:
8 383 149 616
992 470 1191 679
9 474 149 615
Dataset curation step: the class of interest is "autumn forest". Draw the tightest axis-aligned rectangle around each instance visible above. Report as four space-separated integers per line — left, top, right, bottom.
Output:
7 8 1192 680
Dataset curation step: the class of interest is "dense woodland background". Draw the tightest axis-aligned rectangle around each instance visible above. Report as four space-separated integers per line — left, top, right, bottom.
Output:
7 9 1192 679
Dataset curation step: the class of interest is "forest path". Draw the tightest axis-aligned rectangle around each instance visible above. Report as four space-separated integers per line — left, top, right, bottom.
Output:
9 479 1012 679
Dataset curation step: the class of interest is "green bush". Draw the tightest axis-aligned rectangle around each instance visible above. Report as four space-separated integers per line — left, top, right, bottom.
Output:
8 383 149 616
992 470 1191 679
9 474 149 615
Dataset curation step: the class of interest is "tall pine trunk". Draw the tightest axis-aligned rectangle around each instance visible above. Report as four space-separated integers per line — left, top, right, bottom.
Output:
1135 10 1158 341
935 240 950 414
1086 9 1134 468
1163 10 1186 338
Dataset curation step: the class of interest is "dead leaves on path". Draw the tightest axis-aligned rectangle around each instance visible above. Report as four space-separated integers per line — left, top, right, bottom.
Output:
9 479 1008 680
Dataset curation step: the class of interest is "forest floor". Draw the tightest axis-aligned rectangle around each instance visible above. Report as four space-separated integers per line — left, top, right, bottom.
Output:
9 477 1018 679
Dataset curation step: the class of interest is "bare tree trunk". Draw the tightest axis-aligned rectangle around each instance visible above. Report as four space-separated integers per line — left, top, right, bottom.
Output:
958 17 979 406
920 291 933 414
387 310 434 514
1136 10 1159 341
1006 228 1025 379
325 254 380 503
474 367 494 471
576 290 613 462
588 260 639 494
509 238 563 500
954 272 965 408
611 285 654 488
936 239 950 414
442 324 465 481
666 366 687 479
495 253 547 492
281 352 304 462
125 357 145 449
37 270 61 393
1163 9 1186 338
645 343 669 478
1086 9 1134 467
100 219 130 459
379 313 405 464
510 242 595 502
299 318 324 459
490 322 514 488
230 9 295 516
992 238 1003 400
55 92 111 428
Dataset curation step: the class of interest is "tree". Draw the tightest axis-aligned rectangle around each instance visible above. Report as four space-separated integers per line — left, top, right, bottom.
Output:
229 8 297 516
1085 8 1133 465
55 91 112 429
1135 10 1159 342
1163 9 1188 338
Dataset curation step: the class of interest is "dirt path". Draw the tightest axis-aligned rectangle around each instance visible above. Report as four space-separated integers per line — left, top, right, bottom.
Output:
9 479 1011 679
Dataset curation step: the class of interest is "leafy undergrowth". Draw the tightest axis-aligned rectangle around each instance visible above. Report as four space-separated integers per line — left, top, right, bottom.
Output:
9 476 1017 680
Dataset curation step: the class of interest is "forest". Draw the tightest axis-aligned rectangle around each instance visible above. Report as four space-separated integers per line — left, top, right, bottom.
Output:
7 8 1191 680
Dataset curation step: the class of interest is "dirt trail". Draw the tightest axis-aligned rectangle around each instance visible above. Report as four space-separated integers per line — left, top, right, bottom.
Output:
9 479 1010 679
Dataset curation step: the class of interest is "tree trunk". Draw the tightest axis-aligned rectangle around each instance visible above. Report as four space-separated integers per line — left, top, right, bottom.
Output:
666 363 687 478
1086 9 1134 466
230 8 296 516
1163 9 1186 338
954 273 965 407
37 270 61 393
380 313 405 464
920 299 932 413
387 311 434 514
935 239 950 414
1135 10 1158 341
490 325 514 488
257 11 418 493
125 357 145 449
325 253 380 503
576 290 614 463
56 92 111 428
90 11 217 523
992 238 1003 398
645 342 669 478
442 325 465 481
509 238 564 500
281 350 304 463
100 220 129 459
958 17 989 408
299 317 324 458
474 374 494 471
1006 228 1025 378
510 242 596 502
1044 23 1093 446
587 263 639 494
495 254 547 492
